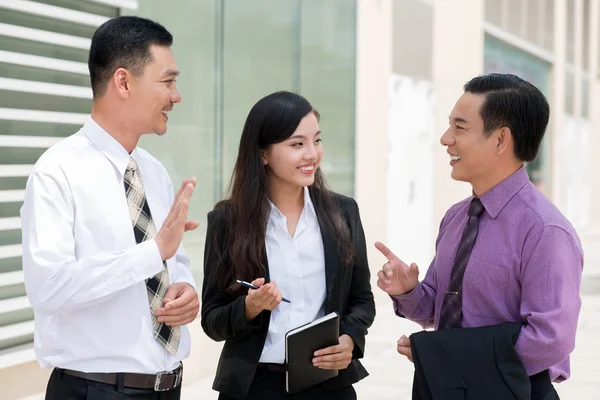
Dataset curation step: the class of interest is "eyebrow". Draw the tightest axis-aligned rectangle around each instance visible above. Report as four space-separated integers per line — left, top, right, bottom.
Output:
449 116 468 124
288 131 321 140
162 69 180 78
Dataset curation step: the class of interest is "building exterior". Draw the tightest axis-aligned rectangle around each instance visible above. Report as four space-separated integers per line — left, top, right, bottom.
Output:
388 0 600 279
0 0 597 398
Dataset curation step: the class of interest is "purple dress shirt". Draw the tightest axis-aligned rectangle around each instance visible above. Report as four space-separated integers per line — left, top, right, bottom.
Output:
392 166 583 382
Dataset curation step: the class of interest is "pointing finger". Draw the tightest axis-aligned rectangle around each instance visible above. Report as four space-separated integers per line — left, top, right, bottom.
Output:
375 241 398 262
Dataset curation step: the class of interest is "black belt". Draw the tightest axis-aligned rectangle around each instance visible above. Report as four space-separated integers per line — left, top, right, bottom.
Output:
61 364 183 392
257 363 286 373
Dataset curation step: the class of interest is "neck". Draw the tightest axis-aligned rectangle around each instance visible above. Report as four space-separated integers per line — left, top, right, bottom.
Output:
267 177 304 213
471 161 523 197
91 103 140 154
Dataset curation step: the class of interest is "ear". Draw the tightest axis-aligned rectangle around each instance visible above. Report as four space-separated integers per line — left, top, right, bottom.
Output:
113 68 131 99
260 150 268 165
494 126 513 156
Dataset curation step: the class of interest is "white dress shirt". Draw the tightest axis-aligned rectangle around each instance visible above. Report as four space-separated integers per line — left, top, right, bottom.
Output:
259 187 326 364
20 116 195 374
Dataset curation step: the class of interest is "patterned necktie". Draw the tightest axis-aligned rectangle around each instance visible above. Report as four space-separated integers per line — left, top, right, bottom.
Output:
438 198 485 330
124 158 180 354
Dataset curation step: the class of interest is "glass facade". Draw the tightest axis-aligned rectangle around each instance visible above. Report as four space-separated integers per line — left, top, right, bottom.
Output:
484 35 552 193
0 0 356 363
131 0 357 280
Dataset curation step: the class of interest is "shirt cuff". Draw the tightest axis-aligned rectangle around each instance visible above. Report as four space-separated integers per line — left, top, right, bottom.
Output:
173 272 196 289
132 239 165 280
390 283 425 318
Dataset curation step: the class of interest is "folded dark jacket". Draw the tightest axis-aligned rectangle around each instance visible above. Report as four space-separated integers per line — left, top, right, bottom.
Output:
410 323 557 400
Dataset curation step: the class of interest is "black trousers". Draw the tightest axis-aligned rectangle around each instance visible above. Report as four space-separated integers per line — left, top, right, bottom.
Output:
45 368 181 400
218 368 356 400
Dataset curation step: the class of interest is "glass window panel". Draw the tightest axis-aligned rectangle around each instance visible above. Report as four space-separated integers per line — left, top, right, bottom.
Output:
0 90 92 114
299 0 356 196
132 1 217 281
0 330 34 351
35 0 119 18
0 147 48 165
565 69 574 115
0 120 80 138
0 283 26 302
221 0 296 194
0 257 22 274
0 229 21 248
0 62 90 88
0 178 27 191
0 36 89 63
0 308 34 328
0 9 98 38
582 75 589 118
484 34 552 193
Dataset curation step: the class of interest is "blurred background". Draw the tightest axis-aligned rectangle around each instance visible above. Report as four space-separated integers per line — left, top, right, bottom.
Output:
0 0 599 398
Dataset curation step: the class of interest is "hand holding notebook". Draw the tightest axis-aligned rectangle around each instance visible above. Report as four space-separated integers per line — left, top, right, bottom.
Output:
285 312 350 394
312 333 354 370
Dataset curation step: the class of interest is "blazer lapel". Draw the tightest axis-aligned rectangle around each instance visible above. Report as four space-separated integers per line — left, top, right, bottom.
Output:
310 188 340 311
320 223 339 311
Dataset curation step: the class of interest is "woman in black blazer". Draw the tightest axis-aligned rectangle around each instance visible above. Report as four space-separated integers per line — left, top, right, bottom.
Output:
201 91 375 400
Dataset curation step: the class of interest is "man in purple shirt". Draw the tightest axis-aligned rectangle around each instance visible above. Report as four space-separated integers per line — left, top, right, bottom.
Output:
376 74 583 388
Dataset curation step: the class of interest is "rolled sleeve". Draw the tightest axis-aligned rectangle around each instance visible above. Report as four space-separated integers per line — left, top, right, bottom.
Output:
515 226 583 380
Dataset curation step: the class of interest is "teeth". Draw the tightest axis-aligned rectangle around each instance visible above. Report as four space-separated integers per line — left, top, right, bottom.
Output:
298 166 314 171
450 155 461 161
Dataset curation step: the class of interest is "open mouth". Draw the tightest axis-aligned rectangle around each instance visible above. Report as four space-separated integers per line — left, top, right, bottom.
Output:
449 154 461 166
297 164 315 174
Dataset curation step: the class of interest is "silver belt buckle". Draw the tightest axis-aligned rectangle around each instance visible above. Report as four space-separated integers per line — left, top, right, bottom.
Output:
154 372 169 392
154 367 182 392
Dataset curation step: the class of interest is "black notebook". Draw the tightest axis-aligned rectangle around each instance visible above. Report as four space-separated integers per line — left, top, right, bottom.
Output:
285 312 340 394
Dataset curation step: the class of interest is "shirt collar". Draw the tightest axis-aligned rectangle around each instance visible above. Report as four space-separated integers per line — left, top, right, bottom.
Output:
478 165 530 219
268 186 317 221
82 115 140 177
303 186 317 218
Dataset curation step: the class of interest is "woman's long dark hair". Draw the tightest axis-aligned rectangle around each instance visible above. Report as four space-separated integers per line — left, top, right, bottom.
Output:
212 91 354 293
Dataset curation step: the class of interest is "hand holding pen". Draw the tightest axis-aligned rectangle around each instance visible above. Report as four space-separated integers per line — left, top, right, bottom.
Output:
240 278 290 321
237 279 291 303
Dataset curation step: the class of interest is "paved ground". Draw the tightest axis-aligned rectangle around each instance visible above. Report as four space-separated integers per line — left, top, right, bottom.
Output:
180 291 600 400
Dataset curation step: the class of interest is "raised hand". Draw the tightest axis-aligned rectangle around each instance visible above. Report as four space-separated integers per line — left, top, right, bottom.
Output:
155 177 200 261
374 241 419 296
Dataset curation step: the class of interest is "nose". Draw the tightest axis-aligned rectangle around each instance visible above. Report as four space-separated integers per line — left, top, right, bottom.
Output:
440 127 455 147
171 86 182 104
304 143 318 161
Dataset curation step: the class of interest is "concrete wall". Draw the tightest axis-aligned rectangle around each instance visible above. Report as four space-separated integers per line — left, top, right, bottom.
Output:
392 0 434 80
431 0 484 231
354 0 392 274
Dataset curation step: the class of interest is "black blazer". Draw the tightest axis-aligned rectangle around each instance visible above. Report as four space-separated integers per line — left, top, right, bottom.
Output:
410 323 558 400
200 191 376 399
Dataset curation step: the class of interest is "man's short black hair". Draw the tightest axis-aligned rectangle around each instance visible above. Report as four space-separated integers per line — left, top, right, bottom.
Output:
464 73 550 162
88 16 173 98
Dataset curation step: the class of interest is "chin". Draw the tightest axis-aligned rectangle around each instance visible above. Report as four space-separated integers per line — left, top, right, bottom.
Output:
286 177 313 189
301 176 316 186
154 127 167 136
450 167 468 183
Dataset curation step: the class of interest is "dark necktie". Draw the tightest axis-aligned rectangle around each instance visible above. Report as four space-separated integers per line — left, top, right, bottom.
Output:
438 198 485 330
124 158 180 354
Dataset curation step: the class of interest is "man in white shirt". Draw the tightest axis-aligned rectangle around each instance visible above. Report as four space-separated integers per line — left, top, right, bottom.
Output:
20 16 199 400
